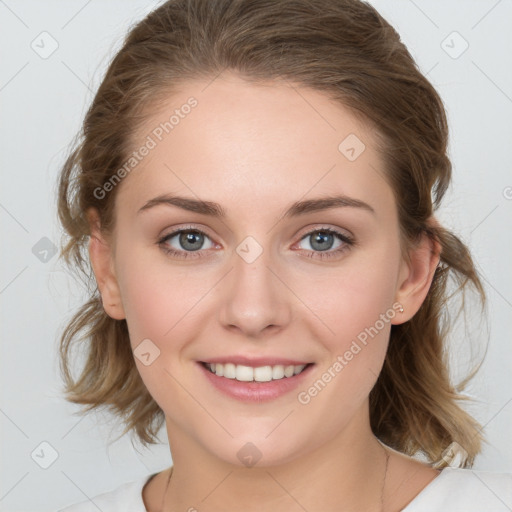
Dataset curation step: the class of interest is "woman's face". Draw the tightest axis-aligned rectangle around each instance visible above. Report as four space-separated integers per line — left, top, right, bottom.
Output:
100 72 412 467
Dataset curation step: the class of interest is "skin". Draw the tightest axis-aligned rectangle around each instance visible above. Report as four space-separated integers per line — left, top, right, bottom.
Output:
88 71 441 511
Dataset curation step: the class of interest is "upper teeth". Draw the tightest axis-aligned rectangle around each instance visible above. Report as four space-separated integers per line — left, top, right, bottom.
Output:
206 362 307 382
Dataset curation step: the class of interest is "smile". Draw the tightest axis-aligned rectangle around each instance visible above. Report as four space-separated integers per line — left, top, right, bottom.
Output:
202 362 310 382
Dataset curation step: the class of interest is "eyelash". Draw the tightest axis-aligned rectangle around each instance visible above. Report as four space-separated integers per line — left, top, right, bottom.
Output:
157 225 355 261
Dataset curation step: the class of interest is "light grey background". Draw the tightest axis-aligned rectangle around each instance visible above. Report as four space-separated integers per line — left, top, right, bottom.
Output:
1 1 511 511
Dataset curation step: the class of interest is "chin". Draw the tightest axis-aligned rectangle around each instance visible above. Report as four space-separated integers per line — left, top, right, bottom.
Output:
199 429 311 469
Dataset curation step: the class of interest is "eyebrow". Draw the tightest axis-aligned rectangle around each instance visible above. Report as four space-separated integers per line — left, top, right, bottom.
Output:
137 194 375 218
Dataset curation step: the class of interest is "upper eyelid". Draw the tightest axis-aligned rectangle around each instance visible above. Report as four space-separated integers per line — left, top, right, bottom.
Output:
160 224 216 242
296 225 352 239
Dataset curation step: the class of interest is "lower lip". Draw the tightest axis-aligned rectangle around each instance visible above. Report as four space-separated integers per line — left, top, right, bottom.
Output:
197 362 315 403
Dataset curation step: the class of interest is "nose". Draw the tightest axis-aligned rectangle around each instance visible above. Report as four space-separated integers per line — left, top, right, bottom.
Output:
217 244 292 339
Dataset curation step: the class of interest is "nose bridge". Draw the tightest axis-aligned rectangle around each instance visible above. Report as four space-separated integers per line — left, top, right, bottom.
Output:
217 234 291 337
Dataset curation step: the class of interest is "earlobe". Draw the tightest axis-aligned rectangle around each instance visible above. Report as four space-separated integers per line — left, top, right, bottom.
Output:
392 228 441 325
86 208 126 320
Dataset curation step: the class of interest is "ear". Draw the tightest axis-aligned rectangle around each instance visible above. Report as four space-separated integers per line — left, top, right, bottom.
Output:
392 219 441 325
86 207 126 320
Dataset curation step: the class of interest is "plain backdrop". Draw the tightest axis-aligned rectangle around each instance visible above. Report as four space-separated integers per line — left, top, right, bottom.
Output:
1 1 511 511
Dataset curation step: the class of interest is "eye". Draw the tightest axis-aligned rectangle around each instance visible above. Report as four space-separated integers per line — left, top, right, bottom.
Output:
294 227 355 260
158 226 216 259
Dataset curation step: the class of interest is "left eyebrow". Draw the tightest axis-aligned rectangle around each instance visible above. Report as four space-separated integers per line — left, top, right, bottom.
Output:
282 195 375 217
137 193 376 218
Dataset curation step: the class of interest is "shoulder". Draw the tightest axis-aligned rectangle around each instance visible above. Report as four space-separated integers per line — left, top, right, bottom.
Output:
57 473 154 512
403 467 512 512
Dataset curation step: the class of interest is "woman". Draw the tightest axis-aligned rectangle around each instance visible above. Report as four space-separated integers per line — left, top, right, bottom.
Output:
57 0 512 510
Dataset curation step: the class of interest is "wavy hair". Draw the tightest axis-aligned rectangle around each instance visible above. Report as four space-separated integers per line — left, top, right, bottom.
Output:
57 0 486 466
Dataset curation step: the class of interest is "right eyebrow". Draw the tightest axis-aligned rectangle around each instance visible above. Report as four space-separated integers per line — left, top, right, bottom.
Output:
138 195 226 217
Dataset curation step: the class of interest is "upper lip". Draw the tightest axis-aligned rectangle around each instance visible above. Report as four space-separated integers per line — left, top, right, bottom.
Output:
200 356 313 367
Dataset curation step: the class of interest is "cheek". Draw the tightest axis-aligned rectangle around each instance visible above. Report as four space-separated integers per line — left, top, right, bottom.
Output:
114 248 222 399
118 270 170 348
296 244 400 406
306 244 400 351
115 243 210 344
114 251 212 411
293 271 398 438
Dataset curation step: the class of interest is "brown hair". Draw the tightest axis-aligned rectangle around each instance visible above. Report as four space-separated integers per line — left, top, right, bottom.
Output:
57 0 487 466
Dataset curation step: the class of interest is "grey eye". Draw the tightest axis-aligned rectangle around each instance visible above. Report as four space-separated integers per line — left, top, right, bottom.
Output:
299 231 343 252
165 230 214 252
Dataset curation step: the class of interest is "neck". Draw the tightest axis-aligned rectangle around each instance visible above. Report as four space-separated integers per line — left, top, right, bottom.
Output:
162 410 389 512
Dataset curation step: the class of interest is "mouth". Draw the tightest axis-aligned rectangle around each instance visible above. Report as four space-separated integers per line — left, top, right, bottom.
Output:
198 360 315 402
200 361 313 382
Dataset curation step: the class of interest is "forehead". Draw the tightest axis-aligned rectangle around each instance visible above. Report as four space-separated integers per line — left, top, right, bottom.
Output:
119 73 394 219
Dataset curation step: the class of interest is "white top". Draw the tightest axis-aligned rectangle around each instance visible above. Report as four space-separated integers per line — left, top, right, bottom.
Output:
58 467 512 512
